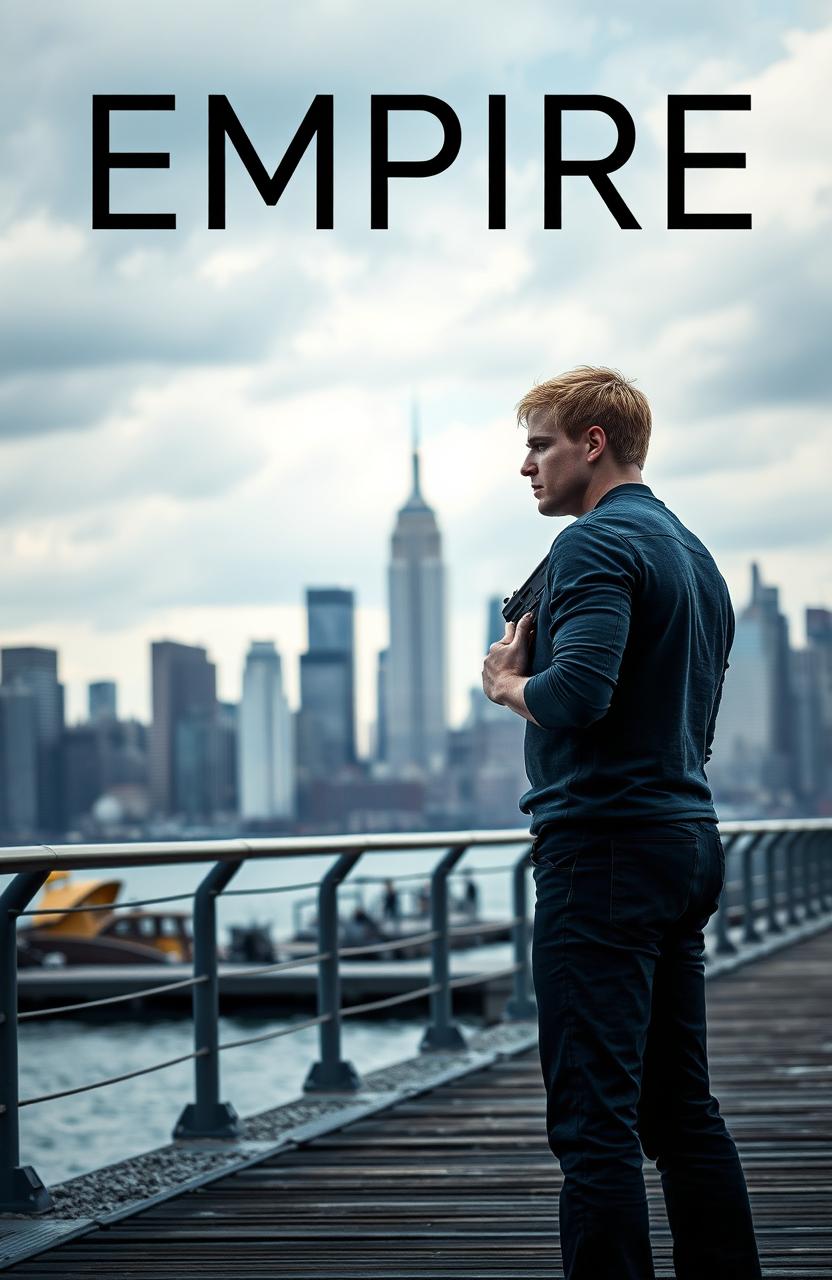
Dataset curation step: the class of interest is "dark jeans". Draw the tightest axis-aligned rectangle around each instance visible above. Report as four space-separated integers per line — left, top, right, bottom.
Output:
530 819 761 1280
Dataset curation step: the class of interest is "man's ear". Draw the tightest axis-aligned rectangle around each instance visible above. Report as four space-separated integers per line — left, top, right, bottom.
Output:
586 424 606 461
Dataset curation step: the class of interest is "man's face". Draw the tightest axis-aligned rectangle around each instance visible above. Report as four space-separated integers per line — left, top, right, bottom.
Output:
520 408 592 517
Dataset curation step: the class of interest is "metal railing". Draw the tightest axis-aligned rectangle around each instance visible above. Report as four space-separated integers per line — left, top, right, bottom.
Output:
0 818 830 1214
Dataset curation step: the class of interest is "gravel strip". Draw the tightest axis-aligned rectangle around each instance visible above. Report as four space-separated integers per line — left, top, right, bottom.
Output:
37 1018 538 1221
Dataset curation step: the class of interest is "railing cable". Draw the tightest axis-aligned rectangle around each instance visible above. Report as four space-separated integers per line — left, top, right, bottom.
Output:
449 963 522 991
339 983 442 1018
217 1012 331 1053
17 973 209 1020
16 1048 210 1109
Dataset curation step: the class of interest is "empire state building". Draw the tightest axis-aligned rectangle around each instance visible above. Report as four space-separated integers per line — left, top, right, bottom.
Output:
385 428 448 776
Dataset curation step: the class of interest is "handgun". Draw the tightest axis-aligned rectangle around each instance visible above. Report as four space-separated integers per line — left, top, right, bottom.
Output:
501 554 548 626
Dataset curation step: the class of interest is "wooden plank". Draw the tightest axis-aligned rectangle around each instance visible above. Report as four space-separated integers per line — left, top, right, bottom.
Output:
5 928 832 1278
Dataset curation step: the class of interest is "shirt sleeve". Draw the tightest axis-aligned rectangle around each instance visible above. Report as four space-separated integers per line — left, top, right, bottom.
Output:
704 668 727 765
705 596 735 764
523 521 637 731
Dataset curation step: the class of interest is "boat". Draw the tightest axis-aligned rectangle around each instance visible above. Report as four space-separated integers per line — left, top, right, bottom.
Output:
17 870 193 967
282 881 512 961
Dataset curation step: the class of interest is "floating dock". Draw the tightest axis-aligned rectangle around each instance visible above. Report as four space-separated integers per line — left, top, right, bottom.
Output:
16 942 517 1018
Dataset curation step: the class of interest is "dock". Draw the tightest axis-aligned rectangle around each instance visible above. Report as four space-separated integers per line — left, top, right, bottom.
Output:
4 924 831 1278
16 942 516 1018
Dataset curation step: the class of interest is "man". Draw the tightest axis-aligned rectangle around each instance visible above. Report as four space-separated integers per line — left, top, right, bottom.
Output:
481 367 761 1280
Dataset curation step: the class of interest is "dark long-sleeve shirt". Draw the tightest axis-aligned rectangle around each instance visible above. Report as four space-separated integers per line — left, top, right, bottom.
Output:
520 483 734 832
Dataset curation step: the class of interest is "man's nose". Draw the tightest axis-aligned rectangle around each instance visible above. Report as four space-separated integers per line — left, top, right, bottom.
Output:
520 456 536 476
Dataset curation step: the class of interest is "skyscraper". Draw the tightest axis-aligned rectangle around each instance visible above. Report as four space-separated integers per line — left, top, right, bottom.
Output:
175 708 221 821
477 596 515 725
308 589 355 661
791 647 823 802
806 608 832 803
1 648 63 742
1 647 64 831
62 718 150 828
88 680 117 722
0 686 38 836
448 597 527 827
745 563 794 790
150 641 218 816
239 641 294 820
386 417 448 775
62 724 106 829
215 701 239 816
709 563 794 802
298 588 357 778
375 647 389 763
487 596 505 648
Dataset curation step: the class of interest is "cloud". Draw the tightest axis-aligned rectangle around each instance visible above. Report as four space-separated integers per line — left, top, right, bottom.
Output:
647 25 832 235
0 213 311 381
0 367 268 524
0 2 829 725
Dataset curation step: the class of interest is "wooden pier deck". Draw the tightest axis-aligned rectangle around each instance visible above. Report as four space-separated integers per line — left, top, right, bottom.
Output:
6 927 832 1278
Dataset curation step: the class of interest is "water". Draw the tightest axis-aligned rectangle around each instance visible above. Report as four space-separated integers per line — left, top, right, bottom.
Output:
18 1013 478 1187
12 845 526 1187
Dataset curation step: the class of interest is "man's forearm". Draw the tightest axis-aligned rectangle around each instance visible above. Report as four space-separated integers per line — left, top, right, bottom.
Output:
494 674 542 726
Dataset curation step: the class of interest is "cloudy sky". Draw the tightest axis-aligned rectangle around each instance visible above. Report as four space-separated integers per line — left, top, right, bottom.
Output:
1 0 830 745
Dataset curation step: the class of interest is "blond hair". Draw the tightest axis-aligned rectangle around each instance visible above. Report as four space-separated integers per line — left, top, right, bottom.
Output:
516 366 651 468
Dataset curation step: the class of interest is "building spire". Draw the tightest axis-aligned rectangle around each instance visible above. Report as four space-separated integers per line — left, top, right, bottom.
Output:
410 398 422 501
397 397 433 516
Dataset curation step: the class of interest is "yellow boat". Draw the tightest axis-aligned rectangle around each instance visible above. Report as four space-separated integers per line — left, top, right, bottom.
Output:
17 870 193 966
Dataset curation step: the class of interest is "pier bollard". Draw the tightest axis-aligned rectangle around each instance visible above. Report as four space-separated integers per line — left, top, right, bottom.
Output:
304 850 363 1092
742 833 765 945
714 834 739 956
504 845 537 1020
420 845 468 1052
174 858 242 1139
0 869 52 1213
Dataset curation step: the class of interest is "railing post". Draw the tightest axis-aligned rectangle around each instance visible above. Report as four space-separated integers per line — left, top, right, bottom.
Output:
814 834 824 916
504 845 537 1020
174 858 242 1138
714 834 738 955
784 831 801 925
764 832 785 935
742 833 765 945
304 850 363 1092
0 869 52 1213
801 831 819 919
421 845 468 1051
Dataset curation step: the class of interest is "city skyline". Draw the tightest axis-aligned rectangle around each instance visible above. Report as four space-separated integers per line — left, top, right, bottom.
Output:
11 549 830 745
4 531 832 751
2 398 829 741
1 550 829 841
2 429 831 747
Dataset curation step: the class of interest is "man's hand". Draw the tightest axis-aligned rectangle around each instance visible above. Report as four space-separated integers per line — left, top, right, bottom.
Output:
481 612 541 724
